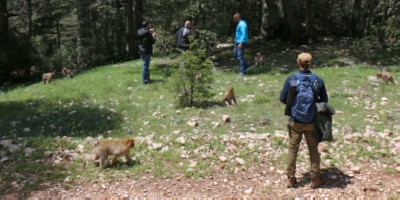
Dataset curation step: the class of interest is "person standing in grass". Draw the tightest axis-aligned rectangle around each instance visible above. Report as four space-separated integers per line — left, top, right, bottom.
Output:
279 53 328 189
137 20 156 84
233 13 249 75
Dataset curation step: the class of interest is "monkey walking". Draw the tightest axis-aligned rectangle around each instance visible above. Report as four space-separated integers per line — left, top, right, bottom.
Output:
42 70 56 84
222 87 237 106
254 52 264 67
92 138 135 169
377 71 395 84
61 67 74 78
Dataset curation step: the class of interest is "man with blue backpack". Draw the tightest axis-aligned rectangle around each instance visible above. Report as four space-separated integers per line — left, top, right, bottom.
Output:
280 53 328 189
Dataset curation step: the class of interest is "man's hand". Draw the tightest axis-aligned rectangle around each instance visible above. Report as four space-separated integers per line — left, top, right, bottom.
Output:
238 43 243 49
149 28 156 37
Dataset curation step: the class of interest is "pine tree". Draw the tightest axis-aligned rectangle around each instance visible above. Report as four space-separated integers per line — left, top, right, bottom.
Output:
173 38 215 107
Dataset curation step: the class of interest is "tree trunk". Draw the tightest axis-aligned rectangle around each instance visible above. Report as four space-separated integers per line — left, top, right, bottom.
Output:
55 20 61 48
260 0 268 38
0 0 8 33
76 0 93 69
281 0 303 44
125 0 135 59
351 0 363 38
115 0 126 60
26 0 32 36
305 0 315 45
134 0 143 29
133 0 143 59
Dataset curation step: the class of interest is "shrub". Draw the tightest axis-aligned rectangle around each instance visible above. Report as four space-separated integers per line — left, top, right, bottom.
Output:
172 38 215 107
153 29 177 56
49 44 79 70
196 29 218 53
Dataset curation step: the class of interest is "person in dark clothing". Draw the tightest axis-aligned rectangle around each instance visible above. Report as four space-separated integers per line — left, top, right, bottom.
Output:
137 20 156 84
279 53 328 189
176 20 193 51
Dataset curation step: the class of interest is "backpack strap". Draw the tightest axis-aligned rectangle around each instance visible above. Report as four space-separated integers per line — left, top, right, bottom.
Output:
295 72 318 87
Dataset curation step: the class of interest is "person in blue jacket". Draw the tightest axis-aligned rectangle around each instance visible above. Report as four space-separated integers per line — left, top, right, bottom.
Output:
233 13 249 75
279 53 328 189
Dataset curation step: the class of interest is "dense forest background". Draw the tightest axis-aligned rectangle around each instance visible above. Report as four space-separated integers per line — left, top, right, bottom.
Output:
0 0 399 84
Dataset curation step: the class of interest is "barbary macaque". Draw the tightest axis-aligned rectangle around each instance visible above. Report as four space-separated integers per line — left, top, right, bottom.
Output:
222 87 237 106
377 71 395 84
254 52 264 67
61 67 74 78
42 70 56 84
93 138 135 168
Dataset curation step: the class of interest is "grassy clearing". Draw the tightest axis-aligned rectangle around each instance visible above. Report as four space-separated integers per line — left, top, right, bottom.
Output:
0 42 399 195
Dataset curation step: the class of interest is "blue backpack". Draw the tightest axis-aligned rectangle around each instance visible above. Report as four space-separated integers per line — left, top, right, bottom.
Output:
291 72 318 123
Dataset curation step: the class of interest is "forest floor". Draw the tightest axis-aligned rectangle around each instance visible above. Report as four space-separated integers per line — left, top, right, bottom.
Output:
1 39 399 199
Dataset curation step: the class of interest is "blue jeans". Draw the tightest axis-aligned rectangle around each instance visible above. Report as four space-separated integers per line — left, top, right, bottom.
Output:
142 55 151 84
233 43 248 74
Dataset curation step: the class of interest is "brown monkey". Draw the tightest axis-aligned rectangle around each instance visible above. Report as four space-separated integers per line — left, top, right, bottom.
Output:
377 71 395 84
222 87 237 106
254 52 264 67
42 70 56 84
61 67 74 78
93 138 135 168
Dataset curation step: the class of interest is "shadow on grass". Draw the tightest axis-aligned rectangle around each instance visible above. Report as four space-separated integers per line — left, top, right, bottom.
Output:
0 154 68 197
110 159 141 169
149 78 167 84
153 58 180 78
0 99 124 197
245 65 274 75
176 100 222 109
0 99 123 137
298 167 352 189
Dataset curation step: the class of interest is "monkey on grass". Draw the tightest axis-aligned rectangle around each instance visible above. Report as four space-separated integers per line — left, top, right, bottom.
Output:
254 52 264 67
42 70 56 84
222 86 237 106
92 138 135 169
376 71 395 84
61 67 74 78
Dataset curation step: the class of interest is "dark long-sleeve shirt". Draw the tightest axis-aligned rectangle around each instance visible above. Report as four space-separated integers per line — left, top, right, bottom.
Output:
138 28 155 55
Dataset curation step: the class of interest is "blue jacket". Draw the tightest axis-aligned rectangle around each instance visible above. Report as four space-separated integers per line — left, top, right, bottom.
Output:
280 70 328 105
280 70 328 122
235 20 248 44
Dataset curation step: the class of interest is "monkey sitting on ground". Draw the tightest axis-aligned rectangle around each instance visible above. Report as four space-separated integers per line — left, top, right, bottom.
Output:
61 67 74 78
254 52 264 67
93 138 135 169
377 71 395 84
222 87 237 106
42 70 56 84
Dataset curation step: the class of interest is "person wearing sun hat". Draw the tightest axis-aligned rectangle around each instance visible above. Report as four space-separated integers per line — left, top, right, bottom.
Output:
279 52 328 189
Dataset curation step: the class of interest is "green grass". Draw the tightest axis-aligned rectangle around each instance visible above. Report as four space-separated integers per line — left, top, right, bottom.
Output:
1 43 400 195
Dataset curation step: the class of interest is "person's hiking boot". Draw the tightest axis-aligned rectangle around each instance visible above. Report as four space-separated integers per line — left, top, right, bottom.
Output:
287 177 298 188
310 177 325 189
